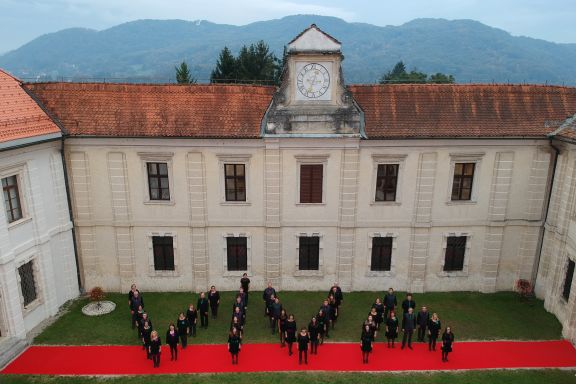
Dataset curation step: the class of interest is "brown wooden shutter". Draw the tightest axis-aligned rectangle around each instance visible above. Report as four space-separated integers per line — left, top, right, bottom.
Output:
300 164 323 203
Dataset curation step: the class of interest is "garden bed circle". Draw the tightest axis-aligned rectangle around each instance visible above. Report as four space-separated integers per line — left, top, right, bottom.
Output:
82 301 116 316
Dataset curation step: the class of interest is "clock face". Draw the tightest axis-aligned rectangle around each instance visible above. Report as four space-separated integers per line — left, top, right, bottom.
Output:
296 63 330 99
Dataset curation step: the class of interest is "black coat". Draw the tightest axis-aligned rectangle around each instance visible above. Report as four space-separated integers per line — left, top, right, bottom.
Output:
165 330 179 346
263 287 276 303
402 313 416 331
386 317 399 339
361 331 373 352
401 299 416 314
208 291 220 307
285 321 297 342
442 332 454 352
186 308 197 323
197 298 209 313
228 335 241 354
383 293 397 309
149 338 162 354
240 277 250 292
428 319 441 338
177 318 189 335
417 310 430 327
308 322 321 341
130 295 144 312
297 334 310 351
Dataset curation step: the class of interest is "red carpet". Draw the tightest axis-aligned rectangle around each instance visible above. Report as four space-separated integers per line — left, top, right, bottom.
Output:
2 341 576 375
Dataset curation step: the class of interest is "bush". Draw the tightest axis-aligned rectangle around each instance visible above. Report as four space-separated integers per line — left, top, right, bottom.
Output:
89 286 105 303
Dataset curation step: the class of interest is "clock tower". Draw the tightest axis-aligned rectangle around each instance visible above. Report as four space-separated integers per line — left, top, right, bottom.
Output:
262 24 363 137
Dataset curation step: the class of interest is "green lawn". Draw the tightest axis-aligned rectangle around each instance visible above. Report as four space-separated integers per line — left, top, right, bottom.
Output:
33 291 562 345
3 370 576 384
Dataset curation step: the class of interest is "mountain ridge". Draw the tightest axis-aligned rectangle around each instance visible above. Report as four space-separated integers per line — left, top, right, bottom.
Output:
1 15 575 85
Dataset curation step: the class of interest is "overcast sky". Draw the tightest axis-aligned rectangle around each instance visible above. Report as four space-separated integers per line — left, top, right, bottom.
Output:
1 0 574 54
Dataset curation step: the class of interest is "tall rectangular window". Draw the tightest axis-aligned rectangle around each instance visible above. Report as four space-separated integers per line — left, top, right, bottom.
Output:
451 163 475 201
444 236 466 271
147 162 170 201
224 164 246 202
299 236 320 270
2 175 23 223
300 164 323 203
563 259 575 301
227 237 247 271
152 236 174 271
18 261 37 307
371 237 393 271
375 164 399 202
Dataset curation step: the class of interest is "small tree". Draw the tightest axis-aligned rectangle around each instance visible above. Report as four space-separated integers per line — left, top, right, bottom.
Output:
210 47 237 83
380 61 455 84
175 61 196 84
89 286 106 309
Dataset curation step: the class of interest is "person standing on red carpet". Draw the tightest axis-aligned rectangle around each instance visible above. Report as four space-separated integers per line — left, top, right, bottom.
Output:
285 314 297 356
176 313 189 349
428 313 441 351
278 308 288 346
416 306 430 342
361 324 374 364
385 311 399 348
308 317 321 354
441 326 454 362
186 304 198 337
362 314 378 340
208 285 220 319
228 327 241 364
166 323 179 361
317 309 327 344
401 307 416 350
141 320 152 359
270 296 283 335
297 328 310 364
197 292 209 329
149 330 162 368
319 299 332 337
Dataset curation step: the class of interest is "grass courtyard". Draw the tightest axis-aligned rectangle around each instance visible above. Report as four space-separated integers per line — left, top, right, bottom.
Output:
4 290 572 384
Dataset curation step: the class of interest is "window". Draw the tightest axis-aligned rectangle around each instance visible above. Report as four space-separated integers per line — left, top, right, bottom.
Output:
18 261 37 307
299 236 320 270
444 236 466 271
226 237 247 271
451 163 475 201
375 164 399 202
224 164 246 202
300 164 323 203
563 259 575 301
371 237 392 271
2 175 23 223
147 162 170 201
152 236 174 271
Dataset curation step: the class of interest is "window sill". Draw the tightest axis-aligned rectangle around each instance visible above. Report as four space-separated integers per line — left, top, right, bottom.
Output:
149 269 179 277
22 299 42 315
445 200 477 206
223 271 251 277
220 202 252 206
7 216 32 230
296 203 326 206
144 200 175 206
370 201 401 206
366 271 395 278
294 270 323 277
437 270 469 278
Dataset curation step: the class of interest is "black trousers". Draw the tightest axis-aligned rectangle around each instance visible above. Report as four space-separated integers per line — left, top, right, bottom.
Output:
310 340 318 354
169 344 178 359
189 323 197 336
152 353 160 367
299 349 308 363
210 304 218 318
231 352 239 363
180 333 187 348
200 312 208 327
417 326 426 341
402 330 414 348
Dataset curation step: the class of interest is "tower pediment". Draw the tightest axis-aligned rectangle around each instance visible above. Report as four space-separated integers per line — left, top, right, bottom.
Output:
287 24 341 53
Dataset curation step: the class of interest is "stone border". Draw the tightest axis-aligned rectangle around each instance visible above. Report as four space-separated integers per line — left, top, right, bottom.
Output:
81 301 116 316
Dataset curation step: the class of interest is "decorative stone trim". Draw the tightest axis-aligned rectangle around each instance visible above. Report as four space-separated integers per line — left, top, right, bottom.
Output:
437 231 473 277
293 231 324 277
446 152 485 204
216 154 252 205
137 152 175 205
366 232 398 277
222 231 252 277
146 231 179 277
370 154 407 205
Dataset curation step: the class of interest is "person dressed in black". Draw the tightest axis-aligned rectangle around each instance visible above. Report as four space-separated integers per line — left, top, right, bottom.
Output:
401 307 416 350
362 314 378 340
228 327 242 364
270 297 282 335
232 296 246 326
428 312 441 351
360 324 374 364
368 307 379 330
319 299 332 337
240 273 250 307
232 306 245 328
385 311 399 348
128 284 142 328
285 314 297 356
149 330 162 368
141 320 153 358
372 298 385 329
231 316 244 339
383 288 397 320
197 292 209 329
138 312 152 339
328 294 339 329
441 326 454 362
130 291 144 329
134 305 145 337
329 282 344 307
401 293 416 315
186 304 198 337
317 309 327 344
208 286 220 319
297 328 310 364
176 312 189 349
308 317 321 354
416 306 430 342
263 282 276 317
166 323 179 361
278 308 288 346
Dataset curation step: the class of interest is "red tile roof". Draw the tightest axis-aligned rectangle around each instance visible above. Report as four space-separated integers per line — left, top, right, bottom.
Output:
0 69 61 144
25 82 275 138
348 84 576 139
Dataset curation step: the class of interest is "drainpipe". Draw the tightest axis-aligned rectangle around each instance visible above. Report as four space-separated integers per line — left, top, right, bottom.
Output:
532 139 560 288
60 137 84 293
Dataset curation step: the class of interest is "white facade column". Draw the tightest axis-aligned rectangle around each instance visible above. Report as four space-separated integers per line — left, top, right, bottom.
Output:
264 139 282 288
187 152 208 292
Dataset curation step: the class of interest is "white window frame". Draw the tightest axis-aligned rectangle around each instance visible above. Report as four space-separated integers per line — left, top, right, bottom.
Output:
446 153 484 204
138 152 175 205
295 154 329 205
294 232 324 277
366 232 398 277
147 231 179 277
15 256 42 313
216 154 252 206
371 154 407 205
0 163 31 228
222 232 252 277
438 231 473 277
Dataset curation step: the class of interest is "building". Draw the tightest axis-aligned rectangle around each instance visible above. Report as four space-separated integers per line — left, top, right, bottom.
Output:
0 69 79 364
1 25 576 345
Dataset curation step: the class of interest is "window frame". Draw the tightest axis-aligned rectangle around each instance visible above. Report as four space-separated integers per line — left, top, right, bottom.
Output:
438 232 473 276
443 236 467 271
366 232 398 277
0 164 30 227
562 259 575 302
371 154 406 205
295 155 329 206
294 232 324 276
15 257 41 312
152 236 175 271
222 232 252 276
226 236 248 271
370 236 393 271
298 236 320 270
217 154 252 205
451 162 475 201
138 152 175 205
446 153 484 204
147 231 179 276
2 175 23 223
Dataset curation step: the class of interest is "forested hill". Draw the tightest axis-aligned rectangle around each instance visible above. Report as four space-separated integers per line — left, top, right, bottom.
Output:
1 15 575 85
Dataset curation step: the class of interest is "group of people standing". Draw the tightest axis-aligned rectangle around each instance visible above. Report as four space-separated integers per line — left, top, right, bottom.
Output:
128 281 455 368
359 288 455 363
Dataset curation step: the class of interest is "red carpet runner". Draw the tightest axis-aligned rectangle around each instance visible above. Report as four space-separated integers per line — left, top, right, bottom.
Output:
2 341 576 375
